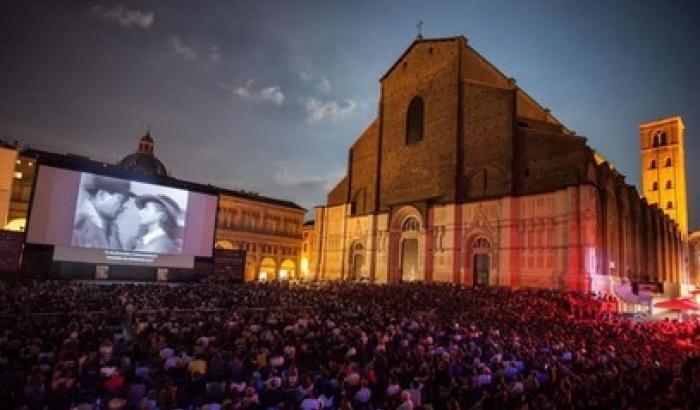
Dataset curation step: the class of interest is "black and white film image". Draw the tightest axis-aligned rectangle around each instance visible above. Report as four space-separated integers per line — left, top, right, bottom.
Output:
71 173 189 254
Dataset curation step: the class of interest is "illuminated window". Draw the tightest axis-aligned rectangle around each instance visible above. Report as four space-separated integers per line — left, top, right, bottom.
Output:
405 96 424 145
666 180 672 189
15 159 21 165
402 217 420 232
649 160 656 169
13 172 22 179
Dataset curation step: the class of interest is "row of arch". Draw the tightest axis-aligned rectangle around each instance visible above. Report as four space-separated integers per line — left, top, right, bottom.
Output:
253 257 297 282
215 240 298 282
346 208 494 286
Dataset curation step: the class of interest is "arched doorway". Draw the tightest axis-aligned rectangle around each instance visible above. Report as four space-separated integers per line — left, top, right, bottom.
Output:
472 237 492 286
279 259 296 281
400 217 421 281
259 257 276 282
348 241 365 281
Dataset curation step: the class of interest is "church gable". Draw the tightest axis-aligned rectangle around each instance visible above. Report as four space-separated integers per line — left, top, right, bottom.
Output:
378 38 461 209
380 37 461 86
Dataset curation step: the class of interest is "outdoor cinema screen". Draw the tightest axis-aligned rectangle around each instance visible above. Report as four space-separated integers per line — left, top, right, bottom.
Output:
26 166 218 268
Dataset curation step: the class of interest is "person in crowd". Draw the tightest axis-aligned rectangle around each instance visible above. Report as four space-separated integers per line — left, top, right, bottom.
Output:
0 280 699 410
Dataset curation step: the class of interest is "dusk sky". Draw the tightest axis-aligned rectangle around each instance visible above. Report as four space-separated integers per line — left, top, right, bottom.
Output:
1 0 698 228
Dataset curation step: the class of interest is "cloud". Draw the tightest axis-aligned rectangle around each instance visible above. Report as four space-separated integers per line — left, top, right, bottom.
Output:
167 35 198 60
223 80 285 106
316 76 331 93
299 97 358 124
208 45 221 64
90 4 154 29
275 167 327 188
299 68 331 93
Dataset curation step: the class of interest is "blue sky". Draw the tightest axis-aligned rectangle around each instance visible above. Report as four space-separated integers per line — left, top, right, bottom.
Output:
1 0 698 228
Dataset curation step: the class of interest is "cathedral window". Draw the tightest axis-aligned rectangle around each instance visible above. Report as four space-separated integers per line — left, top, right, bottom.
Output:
473 238 491 249
649 160 656 169
666 180 673 189
402 217 420 232
406 96 424 145
665 158 672 167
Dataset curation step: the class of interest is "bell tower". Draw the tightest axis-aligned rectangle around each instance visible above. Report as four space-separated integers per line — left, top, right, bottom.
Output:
639 116 688 235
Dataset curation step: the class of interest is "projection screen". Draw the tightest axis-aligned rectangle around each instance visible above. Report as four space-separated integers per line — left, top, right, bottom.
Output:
26 166 218 268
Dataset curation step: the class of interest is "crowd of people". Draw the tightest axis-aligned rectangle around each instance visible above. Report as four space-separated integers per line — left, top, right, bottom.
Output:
1 280 699 410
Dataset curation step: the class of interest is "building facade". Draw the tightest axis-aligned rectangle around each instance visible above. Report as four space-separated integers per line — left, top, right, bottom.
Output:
311 36 689 296
215 192 305 282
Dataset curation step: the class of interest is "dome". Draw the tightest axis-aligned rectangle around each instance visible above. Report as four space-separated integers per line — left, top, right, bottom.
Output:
119 152 168 177
119 131 168 176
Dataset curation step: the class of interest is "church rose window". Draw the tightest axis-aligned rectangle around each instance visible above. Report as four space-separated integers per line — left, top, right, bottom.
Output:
406 96 424 145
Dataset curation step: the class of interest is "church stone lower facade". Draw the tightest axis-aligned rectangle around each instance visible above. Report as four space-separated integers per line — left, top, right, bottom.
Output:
310 36 692 295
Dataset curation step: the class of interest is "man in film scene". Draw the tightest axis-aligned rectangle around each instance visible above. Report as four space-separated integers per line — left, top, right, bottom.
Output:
71 174 132 249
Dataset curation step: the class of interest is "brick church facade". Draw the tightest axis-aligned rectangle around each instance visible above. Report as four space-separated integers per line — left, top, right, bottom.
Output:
310 36 691 295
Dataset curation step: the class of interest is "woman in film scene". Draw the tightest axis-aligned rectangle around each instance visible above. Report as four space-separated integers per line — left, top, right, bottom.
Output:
129 194 184 254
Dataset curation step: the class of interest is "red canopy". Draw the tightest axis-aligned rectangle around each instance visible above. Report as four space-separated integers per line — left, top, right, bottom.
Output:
654 297 700 311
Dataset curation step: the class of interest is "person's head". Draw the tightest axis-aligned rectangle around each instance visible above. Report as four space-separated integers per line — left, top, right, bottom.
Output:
134 195 181 236
84 175 131 219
